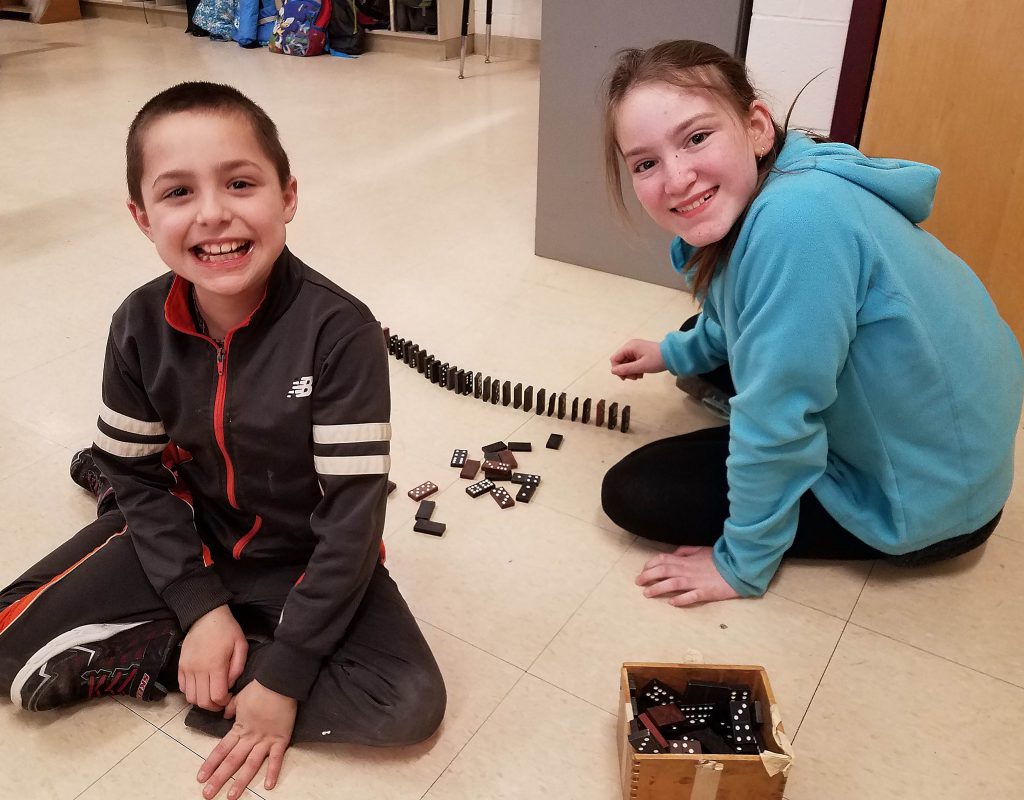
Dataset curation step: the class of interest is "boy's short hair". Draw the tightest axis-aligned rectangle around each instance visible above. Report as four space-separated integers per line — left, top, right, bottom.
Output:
126 81 291 208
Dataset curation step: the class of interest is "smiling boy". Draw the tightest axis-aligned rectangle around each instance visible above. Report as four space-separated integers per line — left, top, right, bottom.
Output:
0 83 445 800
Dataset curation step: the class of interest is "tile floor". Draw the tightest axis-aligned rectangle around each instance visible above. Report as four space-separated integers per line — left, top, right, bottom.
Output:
1 17 1022 800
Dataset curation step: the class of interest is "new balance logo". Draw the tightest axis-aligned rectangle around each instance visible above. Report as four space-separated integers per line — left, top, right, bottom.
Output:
287 376 313 398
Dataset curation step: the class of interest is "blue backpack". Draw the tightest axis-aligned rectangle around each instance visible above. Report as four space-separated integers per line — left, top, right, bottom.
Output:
269 0 332 56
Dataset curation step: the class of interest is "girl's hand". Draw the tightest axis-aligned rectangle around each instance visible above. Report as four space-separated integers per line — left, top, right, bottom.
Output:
197 680 297 800
636 546 741 607
610 339 666 380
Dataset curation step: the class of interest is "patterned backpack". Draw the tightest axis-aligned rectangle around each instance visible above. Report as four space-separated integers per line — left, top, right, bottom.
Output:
268 0 332 56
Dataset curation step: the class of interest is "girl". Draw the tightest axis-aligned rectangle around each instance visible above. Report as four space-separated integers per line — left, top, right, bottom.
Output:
601 41 1023 607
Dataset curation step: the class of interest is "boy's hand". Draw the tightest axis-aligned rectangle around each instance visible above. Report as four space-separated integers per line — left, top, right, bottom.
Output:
179 605 248 711
636 546 741 607
198 680 297 800
610 339 666 380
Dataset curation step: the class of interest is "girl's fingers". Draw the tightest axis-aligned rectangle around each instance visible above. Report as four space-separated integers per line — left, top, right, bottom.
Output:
672 545 703 556
668 589 704 607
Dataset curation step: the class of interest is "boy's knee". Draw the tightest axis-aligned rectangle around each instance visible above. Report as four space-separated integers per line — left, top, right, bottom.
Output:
378 661 446 745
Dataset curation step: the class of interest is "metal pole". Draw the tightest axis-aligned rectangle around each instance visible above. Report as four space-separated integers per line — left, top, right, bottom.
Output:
458 0 470 78
485 0 493 62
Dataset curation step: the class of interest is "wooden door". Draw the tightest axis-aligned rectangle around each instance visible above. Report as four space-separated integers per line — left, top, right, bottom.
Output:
859 0 1024 346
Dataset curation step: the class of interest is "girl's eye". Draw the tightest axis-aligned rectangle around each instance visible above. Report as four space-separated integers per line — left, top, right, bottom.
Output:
229 180 251 190
689 131 710 146
633 159 656 174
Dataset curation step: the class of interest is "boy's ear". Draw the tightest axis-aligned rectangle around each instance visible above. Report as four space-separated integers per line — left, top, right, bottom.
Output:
282 176 298 224
127 198 155 242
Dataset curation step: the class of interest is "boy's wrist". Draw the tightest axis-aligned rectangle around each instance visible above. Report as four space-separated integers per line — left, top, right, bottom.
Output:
253 640 321 701
163 571 233 631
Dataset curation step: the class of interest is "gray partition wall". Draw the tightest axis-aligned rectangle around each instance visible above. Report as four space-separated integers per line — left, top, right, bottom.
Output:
535 1 752 288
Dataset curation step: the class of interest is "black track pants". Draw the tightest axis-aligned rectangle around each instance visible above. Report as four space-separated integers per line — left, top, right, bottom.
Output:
0 510 445 745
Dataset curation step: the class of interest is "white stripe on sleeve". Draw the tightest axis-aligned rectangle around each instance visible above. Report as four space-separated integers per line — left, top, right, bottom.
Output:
99 403 166 436
312 422 391 444
314 455 391 476
93 430 166 459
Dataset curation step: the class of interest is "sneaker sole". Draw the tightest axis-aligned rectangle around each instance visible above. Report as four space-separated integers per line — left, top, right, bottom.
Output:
12 620 150 710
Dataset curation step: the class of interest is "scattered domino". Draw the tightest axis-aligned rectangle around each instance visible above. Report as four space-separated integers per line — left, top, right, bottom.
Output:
546 433 563 450
515 484 537 503
497 449 518 468
510 472 540 486
413 519 446 536
450 449 468 468
490 486 515 509
466 478 496 498
415 500 436 520
459 459 481 479
408 481 438 501
482 441 508 453
482 460 512 480
507 441 532 452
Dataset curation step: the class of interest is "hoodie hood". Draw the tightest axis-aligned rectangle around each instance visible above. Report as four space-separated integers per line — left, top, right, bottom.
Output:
775 132 939 224
671 132 941 277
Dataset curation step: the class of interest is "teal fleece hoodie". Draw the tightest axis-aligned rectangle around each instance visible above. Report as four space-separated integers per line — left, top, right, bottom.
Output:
659 132 1023 596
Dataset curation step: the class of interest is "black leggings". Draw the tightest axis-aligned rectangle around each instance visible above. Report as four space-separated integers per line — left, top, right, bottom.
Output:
601 316 1000 564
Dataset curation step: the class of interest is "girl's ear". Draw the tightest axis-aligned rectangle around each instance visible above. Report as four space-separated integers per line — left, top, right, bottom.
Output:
127 198 155 242
747 99 776 153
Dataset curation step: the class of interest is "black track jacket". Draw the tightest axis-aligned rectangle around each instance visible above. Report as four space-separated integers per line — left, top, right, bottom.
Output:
92 247 391 700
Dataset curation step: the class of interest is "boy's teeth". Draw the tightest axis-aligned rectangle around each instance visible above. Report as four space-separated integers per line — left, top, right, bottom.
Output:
194 241 250 260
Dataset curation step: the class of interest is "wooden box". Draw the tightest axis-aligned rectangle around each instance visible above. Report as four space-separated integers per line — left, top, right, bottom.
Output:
618 663 793 800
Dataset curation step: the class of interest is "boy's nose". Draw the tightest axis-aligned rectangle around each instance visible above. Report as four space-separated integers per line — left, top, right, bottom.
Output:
195 193 230 225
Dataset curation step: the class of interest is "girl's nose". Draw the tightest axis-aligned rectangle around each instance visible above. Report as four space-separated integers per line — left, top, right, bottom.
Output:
665 156 696 194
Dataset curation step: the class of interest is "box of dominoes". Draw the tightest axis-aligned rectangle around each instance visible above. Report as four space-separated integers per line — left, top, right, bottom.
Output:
618 662 792 800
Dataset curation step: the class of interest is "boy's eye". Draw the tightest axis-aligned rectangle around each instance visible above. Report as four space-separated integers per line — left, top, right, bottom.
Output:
164 187 189 199
689 131 710 146
633 159 657 174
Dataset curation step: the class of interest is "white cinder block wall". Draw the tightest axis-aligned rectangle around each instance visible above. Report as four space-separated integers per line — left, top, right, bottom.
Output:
745 0 852 133
483 0 852 135
474 0 542 40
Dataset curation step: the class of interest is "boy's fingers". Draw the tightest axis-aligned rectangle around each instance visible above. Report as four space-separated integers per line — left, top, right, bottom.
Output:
264 742 288 790
198 731 239 783
228 640 248 685
209 673 230 708
184 674 197 706
178 669 185 694
224 696 238 719
204 738 249 799
228 744 270 800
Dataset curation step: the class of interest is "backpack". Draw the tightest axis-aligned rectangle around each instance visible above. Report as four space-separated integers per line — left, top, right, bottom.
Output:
268 0 332 56
326 0 362 55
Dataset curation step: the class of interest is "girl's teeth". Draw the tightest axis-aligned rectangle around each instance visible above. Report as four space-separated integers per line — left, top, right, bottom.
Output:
677 190 715 213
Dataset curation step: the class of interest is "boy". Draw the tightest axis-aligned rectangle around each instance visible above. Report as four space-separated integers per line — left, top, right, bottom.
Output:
0 82 446 800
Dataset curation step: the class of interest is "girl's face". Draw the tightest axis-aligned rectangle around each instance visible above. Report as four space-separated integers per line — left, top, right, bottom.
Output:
615 81 774 247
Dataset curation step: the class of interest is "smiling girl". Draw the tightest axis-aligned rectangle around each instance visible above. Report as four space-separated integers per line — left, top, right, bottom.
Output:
601 41 1023 607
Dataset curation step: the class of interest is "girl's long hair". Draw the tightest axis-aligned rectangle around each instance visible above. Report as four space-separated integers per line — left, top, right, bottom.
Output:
604 41 789 302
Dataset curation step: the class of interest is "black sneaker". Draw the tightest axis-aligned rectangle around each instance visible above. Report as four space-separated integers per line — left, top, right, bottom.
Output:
13 620 180 712
70 447 116 516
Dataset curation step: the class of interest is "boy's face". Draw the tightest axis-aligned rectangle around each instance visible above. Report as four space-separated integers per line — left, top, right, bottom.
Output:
128 110 297 315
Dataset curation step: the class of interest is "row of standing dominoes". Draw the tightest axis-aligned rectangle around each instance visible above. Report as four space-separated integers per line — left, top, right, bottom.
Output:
382 327 631 433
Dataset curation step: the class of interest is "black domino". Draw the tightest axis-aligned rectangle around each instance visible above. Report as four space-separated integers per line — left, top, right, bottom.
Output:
545 433 563 450
413 519 446 536
507 441 532 452
415 500 436 520
515 484 537 503
510 472 540 486
450 449 468 468
514 383 523 409
524 385 534 412
466 478 495 498
536 388 546 415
